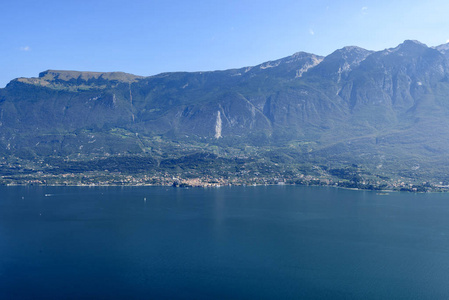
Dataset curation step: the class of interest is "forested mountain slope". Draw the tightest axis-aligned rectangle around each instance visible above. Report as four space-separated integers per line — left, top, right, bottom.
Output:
2 40 449 187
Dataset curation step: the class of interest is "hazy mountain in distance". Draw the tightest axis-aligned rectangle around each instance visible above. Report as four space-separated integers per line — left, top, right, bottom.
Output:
2 40 449 184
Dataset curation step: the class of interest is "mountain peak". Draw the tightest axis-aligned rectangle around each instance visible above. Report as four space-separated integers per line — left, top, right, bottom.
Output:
13 70 144 90
376 40 432 58
336 46 370 53
393 40 428 52
402 39 427 46
307 46 372 78
328 45 372 59
38 70 142 82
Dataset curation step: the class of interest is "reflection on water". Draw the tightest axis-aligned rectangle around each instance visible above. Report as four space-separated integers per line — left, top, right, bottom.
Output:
1 186 449 299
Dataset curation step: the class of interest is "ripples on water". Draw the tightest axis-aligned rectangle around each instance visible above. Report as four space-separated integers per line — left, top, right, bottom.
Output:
1 186 449 299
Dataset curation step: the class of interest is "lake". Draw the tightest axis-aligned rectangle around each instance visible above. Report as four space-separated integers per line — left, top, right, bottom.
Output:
1 185 449 299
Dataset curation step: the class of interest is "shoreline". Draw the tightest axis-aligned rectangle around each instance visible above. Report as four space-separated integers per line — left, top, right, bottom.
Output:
0 181 440 193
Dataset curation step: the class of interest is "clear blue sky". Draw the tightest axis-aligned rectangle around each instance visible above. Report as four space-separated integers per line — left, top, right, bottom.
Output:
2 0 449 87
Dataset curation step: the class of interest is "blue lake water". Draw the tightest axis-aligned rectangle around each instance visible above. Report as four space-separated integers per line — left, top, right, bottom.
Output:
1 185 449 299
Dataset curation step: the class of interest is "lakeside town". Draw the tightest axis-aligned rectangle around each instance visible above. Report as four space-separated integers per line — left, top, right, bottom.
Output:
1 168 447 193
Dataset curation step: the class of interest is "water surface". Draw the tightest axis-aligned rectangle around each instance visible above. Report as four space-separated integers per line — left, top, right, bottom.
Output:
1 186 449 299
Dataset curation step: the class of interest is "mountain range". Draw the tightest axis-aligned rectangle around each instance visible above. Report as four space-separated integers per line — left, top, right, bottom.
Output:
2 40 449 186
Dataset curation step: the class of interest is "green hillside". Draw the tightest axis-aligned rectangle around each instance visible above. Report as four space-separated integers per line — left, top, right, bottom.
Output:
1 40 449 190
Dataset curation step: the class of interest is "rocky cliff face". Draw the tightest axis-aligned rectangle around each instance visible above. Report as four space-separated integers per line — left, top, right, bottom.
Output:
2 40 449 180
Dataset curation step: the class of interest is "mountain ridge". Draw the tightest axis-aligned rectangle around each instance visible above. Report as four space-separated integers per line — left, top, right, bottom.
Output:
8 40 449 86
2 40 449 188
